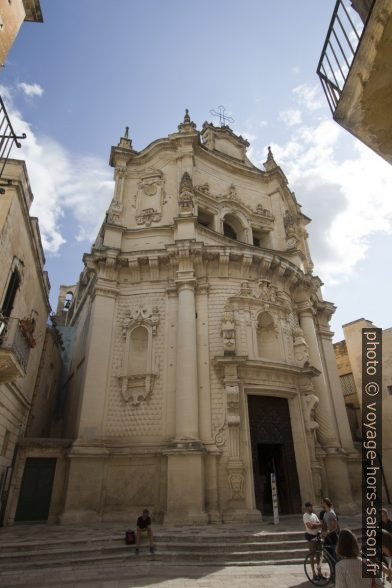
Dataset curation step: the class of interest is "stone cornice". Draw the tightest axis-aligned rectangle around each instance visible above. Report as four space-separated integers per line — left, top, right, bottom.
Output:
242 358 321 378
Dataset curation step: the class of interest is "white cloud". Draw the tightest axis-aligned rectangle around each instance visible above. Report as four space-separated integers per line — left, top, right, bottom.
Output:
269 117 392 284
278 109 302 127
17 82 44 97
292 83 324 111
0 85 114 253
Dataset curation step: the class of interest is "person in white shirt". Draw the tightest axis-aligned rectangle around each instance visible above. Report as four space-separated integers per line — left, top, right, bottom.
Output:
303 501 323 581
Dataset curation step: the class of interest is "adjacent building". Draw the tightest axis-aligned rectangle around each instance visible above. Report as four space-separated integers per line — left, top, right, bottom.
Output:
0 159 53 524
3 114 361 525
334 318 392 504
317 0 392 165
0 0 43 68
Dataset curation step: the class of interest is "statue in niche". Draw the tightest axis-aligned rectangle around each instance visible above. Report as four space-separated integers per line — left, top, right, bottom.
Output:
303 394 320 436
221 307 236 355
284 209 299 248
293 326 310 366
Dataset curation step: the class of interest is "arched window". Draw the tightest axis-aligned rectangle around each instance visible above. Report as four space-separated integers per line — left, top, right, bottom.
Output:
223 221 237 240
222 213 246 242
129 326 148 374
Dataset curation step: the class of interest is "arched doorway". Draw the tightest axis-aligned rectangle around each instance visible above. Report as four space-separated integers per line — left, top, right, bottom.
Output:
247 394 301 515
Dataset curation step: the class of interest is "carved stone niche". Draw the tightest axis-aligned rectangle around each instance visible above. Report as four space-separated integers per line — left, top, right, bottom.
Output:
118 305 160 406
135 170 166 226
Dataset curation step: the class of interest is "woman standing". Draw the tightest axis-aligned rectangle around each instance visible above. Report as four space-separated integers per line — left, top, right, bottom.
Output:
335 529 383 587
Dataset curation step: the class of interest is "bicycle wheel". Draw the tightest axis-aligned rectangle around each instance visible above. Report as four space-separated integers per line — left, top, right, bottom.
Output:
304 551 333 585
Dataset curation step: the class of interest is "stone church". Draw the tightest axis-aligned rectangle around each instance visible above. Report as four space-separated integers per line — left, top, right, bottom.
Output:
5 112 361 525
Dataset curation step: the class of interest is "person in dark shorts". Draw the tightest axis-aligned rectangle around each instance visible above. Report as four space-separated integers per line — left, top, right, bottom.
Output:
135 508 154 554
321 497 338 567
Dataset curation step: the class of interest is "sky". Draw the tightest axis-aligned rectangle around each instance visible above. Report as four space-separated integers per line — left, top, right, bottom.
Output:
1 0 391 341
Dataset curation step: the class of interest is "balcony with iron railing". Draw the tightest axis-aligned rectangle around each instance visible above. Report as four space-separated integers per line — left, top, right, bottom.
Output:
0 316 32 384
0 95 26 194
317 0 375 114
317 0 392 164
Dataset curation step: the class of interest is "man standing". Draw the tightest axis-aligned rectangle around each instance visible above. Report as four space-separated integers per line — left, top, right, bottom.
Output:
135 508 155 554
321 497 338 567
303 501 323 581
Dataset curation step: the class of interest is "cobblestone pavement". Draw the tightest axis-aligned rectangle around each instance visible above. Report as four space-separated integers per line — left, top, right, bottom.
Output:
0 562 315 588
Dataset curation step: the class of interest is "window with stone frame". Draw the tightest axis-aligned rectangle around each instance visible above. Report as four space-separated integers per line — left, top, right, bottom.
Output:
129 326 148 375
1 266 21 317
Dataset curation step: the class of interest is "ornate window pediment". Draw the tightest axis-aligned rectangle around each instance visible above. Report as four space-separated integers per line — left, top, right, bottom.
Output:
134 170 166 227
118 305 160 406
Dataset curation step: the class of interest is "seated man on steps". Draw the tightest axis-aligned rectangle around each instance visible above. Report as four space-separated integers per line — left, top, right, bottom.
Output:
135 508 155 554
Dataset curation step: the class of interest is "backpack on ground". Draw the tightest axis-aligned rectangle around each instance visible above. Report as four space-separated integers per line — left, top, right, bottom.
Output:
125 529 136 544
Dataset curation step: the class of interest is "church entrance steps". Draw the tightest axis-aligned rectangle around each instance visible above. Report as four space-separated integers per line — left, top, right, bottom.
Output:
0 517 362 577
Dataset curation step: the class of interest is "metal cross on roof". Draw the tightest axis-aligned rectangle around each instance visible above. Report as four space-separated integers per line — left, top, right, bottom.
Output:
209 105 234 127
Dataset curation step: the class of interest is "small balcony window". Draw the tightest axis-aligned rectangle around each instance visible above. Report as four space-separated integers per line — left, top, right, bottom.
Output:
197 208 214 229
252 228 269 248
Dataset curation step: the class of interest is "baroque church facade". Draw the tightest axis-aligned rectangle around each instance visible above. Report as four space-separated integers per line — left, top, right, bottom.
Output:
4 112 361 525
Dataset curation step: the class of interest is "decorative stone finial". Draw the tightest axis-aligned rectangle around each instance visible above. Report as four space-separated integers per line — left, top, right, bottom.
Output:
117 125 133 150
263 145 278 171
178 109 196 132
179 171 193 194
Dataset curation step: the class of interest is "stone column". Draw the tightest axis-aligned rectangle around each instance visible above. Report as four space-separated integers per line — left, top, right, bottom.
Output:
164 284 178 439
175 280 199 440
298 303 356 513
164 278 207 524
298 304 340 448
318 325 356 452
196 280 213 443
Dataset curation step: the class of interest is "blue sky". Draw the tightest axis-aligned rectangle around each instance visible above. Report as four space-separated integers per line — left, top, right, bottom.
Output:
1 0 392 340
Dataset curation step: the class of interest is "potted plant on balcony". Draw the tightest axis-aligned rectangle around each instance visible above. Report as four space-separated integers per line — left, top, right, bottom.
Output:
19 317 36 348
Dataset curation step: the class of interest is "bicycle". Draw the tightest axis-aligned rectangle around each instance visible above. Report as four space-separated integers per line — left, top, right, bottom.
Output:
304 531 336 586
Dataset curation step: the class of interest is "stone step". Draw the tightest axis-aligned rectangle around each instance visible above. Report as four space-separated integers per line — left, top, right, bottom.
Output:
0 537 308 558
0 547 309 573
0 531 306 552
0 526 362 576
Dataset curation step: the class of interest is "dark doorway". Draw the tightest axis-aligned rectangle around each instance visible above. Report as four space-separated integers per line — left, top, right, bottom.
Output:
15 458 56 522
248 395 301 514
